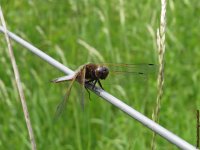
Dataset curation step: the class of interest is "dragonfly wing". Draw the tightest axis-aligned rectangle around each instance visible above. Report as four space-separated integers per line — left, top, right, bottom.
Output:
51 74 75 83
99 63 156 75
94 63 157 87
54 74 77 119
79 66 86 109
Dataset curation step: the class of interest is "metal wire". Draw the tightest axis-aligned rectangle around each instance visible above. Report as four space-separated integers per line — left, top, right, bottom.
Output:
0 26 197 150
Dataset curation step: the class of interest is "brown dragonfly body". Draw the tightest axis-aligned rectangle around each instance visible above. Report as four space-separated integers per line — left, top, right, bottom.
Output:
52 63 109 88
52 63 109 117
52 63 154 117
76 63 109 89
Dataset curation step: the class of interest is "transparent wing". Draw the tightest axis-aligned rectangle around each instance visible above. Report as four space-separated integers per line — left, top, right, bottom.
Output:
99 63 156 75
96 63 157 89
54 74 77 119
78 66 86 110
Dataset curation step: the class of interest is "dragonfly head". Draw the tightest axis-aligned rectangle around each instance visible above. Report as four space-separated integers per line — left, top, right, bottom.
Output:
95 66 109 80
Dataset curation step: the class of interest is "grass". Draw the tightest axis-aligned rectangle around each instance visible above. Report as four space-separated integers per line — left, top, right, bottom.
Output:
0 0 200 149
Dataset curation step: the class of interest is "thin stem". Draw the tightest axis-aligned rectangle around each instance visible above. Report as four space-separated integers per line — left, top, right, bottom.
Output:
151 0 167 149
0 6 36 150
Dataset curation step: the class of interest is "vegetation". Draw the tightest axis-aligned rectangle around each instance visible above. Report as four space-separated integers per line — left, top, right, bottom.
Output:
0 0 199 149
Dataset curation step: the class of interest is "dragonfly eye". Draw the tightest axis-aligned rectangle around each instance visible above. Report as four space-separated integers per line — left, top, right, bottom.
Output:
95 66 109 79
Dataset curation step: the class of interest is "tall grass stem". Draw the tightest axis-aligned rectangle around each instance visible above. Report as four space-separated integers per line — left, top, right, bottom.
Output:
0 6 37 150
151 0 167 149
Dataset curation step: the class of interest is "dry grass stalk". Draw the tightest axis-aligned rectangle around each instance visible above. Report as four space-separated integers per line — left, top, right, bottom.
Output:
151 0 167 149
0 6 37 150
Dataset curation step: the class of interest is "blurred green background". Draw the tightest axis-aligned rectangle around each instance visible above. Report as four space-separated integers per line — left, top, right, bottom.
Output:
0 0 200 149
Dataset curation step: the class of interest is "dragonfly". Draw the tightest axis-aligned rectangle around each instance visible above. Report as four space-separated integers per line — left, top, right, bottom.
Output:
52 63 155 118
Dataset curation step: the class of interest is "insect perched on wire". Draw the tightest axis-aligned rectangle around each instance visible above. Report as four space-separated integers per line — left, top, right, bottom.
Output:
51 63 155 118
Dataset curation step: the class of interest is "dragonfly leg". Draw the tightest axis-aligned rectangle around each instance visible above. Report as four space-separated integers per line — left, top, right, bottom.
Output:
85 87 91 101
85 79 102 89
92 80 97 89
85 79 94 84
85 79 96 89
97 79 104 90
